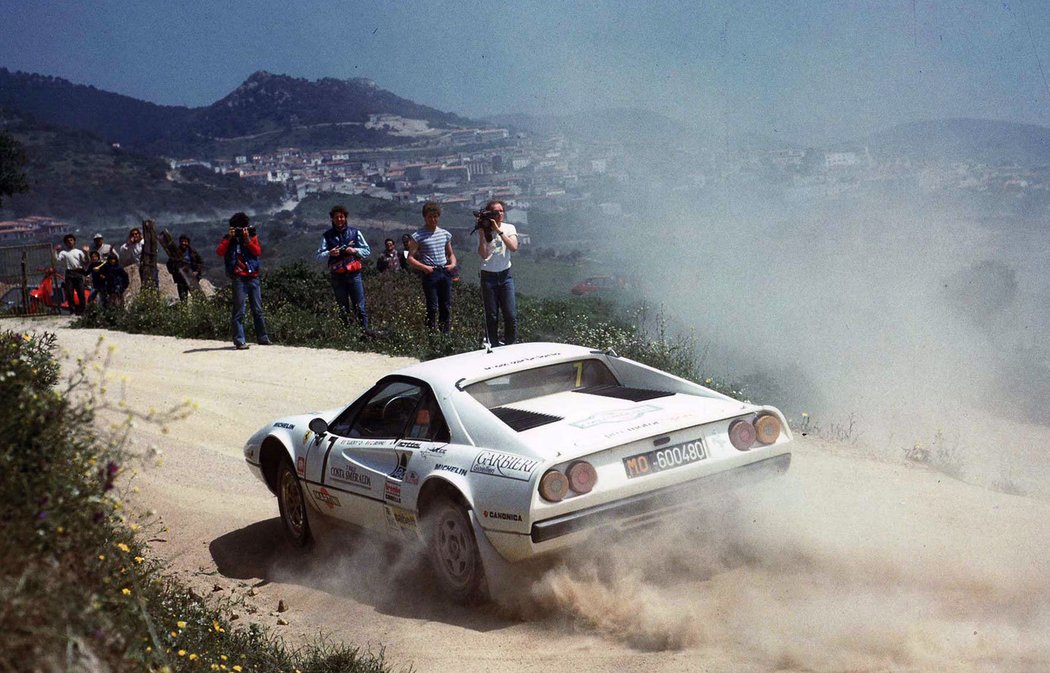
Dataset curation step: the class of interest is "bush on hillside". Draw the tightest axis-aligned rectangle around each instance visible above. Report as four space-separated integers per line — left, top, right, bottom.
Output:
0 329 391 672
78 262 717 386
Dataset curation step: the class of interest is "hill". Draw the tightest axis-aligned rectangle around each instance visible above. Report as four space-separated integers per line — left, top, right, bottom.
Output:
865 118 1050 165
0 109 284 225
0 68 483 156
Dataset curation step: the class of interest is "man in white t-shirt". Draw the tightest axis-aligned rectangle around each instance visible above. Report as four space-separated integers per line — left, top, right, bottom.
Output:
57 234 89 315
117 227 143 268
477 199 519 346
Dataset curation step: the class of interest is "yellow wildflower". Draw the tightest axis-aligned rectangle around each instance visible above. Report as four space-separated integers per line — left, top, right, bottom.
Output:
135 556 144 564
121 588 131 596
233 666 243 672
116 542 130 553
98 555 106 561
178 650 187 657
189 653 199 661
177 621 187 629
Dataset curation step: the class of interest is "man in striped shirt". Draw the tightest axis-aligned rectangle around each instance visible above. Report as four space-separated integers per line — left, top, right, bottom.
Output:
407 201 458 334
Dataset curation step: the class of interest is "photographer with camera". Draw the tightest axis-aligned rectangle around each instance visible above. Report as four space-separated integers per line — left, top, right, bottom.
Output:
316 204 371 331
216 212 272 350
475 199 519 346
407 201 457 334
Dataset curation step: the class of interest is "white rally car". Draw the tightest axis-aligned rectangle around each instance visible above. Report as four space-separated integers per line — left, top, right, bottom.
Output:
243 342 791 602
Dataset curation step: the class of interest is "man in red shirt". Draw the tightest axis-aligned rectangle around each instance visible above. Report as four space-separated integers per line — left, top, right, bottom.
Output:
216 212 272 350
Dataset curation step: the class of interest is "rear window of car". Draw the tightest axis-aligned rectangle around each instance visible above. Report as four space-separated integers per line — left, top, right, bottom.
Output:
464 358 619 409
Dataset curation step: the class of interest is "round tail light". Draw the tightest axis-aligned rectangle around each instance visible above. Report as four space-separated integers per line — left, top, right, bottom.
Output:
566 461 597 494
754 414 782 445
539 470 569 502
729 419 756 450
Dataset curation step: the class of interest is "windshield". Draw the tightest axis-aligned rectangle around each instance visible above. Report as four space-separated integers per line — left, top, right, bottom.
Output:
464 358 619 409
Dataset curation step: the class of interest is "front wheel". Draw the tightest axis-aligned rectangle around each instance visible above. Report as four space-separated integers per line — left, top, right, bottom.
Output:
425 497 487 603
277 459 312 547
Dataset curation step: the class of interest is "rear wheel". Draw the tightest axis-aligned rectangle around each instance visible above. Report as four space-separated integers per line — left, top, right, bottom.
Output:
277 459 312 547
425 497 486 603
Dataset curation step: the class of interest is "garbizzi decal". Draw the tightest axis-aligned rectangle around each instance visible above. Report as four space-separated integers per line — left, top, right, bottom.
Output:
569 404 663 429
470 451 539 481
273 421 295 429
329 464 371 489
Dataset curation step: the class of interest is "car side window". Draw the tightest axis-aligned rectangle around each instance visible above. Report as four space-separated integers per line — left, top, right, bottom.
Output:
327 390 371 437
406 392 451 443
347 380 424 440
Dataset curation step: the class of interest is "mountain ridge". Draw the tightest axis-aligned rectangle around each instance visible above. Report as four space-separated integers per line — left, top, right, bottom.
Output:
0 68 482 155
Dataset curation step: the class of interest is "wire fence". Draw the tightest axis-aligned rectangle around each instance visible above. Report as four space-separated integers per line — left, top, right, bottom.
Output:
0 242 61 315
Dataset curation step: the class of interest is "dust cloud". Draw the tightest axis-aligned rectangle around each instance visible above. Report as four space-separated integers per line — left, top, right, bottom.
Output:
598 186 1050 498
496 472 1050 671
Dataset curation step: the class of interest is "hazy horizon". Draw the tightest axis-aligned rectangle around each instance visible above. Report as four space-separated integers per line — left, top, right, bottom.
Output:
3 1 1050 145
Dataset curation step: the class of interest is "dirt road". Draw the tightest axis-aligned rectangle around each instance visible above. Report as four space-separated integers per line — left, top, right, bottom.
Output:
12 318 1050 672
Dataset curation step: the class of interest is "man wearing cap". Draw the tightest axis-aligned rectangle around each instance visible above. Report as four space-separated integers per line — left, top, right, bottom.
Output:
90 233 113 260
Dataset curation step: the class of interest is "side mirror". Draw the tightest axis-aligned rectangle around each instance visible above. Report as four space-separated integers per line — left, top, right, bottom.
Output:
308 417 329 435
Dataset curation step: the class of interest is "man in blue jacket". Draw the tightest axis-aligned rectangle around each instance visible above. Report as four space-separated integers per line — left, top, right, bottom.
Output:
316 204 371 331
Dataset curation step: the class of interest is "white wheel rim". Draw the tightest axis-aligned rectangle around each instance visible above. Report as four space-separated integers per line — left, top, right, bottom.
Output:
280 470 305 538
435 512 474 588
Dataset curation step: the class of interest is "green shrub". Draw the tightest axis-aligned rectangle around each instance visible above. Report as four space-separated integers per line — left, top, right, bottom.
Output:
0 330 392 672
78 261 736 395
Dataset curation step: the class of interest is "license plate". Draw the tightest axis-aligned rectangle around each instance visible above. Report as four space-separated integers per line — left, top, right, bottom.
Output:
623 438 707 479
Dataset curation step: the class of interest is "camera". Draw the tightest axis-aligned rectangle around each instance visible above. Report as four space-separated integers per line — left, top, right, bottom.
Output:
234 226 257 239
471 209 498 242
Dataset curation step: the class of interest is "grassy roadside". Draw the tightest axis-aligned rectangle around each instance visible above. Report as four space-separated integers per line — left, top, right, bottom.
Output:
0 329 394 673
75 262 747 399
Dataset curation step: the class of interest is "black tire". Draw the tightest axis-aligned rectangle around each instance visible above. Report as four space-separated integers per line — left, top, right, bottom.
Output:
277 459 312 548
425 497 487 603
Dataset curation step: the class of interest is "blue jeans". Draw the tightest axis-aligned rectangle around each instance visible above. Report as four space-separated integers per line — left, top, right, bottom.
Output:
329 271 368 329
421 267 452 333
231 275 269 345
480 269 517 345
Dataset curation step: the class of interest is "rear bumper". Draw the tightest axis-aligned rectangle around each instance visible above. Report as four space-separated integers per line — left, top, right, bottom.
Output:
530 452 790 544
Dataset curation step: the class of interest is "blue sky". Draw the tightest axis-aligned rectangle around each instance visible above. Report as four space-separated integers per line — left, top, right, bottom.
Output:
2 0 1049 142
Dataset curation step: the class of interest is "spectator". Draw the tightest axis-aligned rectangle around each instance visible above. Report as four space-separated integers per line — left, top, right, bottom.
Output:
477 199 519 346
376 238 400 273
98 252 130 308
57 234 88 315
90 233 113 259
87 250 105 305
407 201 457 334
117 228 143 268
316 204 371 331
400 234 413 270
216 212 272 350
166 234 204 301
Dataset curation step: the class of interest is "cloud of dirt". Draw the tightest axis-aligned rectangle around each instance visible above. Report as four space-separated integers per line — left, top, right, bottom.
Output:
595 185 1050 495
496 476 1050 670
